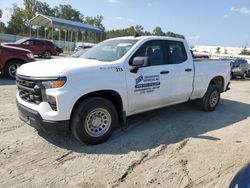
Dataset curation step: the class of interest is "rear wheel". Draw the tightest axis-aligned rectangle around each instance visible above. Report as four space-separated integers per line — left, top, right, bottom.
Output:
200 85 220 112
43 51 51 59
71 98 118 145
5 60 23 79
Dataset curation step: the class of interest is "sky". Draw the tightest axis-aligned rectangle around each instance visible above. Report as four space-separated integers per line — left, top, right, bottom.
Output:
0 0 250 47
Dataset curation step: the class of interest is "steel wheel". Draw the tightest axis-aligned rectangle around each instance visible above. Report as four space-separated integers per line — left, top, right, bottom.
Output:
85 108 111 137
200 85 220 112
71 98 118 144
209 90 219 108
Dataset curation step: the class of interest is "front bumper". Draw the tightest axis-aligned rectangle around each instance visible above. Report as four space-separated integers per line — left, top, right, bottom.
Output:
17 101 69 134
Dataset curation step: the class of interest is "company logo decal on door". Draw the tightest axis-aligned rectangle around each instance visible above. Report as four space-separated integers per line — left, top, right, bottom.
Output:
134 75 160 94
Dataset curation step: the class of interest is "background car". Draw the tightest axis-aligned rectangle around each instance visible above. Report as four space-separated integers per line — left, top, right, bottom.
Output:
0 43 35 79
231 58 248 79
247 63 250 78
191 50 210 59
4 38 57 59
55 45 63 56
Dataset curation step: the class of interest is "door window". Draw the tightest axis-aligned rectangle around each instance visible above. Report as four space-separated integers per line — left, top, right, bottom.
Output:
34 40 44 46
166 41 187 64
131 40 165 66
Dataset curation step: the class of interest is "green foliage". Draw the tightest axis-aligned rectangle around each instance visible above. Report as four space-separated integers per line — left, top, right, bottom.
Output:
0 22 5 33
216 47 220 54
35 1 56 16
0 9 2 19
24 0 36 20
105 26 184 39
6 5 28 35
239 46 250 55
55 4 83 22
3 1 184 43
0 9 5 33
83 15 105 31
153 26 165 36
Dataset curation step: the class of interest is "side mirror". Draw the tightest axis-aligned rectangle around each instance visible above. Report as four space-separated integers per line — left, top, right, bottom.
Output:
130 56 150 73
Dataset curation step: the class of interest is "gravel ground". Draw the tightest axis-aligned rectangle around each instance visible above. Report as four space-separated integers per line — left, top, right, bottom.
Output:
0 78 250 188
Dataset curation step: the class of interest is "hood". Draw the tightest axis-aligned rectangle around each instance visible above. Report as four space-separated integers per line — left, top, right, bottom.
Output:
1 43 31 53
17 58 112 78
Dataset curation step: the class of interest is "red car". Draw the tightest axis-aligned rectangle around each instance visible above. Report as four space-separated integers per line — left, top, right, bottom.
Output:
5 38 57 59
0 43 35 79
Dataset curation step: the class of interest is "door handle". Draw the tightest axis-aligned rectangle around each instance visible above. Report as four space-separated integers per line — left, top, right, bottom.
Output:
185 68 192 72
160 70 170 74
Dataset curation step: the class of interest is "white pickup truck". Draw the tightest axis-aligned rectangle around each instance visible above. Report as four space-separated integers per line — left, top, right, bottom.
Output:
16 36 231 144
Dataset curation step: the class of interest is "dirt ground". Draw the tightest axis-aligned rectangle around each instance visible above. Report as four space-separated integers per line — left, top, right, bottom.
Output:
0 78 250 188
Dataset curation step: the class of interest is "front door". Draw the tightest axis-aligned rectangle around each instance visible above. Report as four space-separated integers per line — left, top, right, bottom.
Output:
21 40 34 53
126 40 168 114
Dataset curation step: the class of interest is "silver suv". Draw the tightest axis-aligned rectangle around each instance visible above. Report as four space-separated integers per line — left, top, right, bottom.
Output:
231 58 249 79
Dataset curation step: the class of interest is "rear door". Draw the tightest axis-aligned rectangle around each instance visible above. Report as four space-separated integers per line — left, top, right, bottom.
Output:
161 40 194 103
44 41 56 55
33 40 44 54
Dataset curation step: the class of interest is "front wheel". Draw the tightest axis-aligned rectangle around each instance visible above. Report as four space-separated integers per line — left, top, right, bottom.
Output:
5 60 23 79
71 98 118 145
200 85 220 112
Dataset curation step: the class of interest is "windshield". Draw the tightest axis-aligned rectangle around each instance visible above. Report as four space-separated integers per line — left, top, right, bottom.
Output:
80 39 138 61
15 38 27 44
232 59 246 67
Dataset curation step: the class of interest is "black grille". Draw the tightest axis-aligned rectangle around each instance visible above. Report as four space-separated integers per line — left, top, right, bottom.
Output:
16 76 43 104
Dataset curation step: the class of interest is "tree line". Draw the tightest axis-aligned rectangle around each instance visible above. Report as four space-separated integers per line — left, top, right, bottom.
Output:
0 0 184 43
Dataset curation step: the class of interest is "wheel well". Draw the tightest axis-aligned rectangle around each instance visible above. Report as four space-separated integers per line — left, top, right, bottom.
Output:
70 90 124 126
4 59 25 73
209 76 224 92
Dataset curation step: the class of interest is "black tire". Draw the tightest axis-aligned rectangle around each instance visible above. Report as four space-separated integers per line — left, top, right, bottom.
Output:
200 85 220 112
241 73 246 79
43 51 51 59
5 60 23 79
71 97 118 145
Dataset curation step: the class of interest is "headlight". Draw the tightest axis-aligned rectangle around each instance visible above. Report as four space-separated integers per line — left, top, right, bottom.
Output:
42 77 67 89
26 53 34 59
